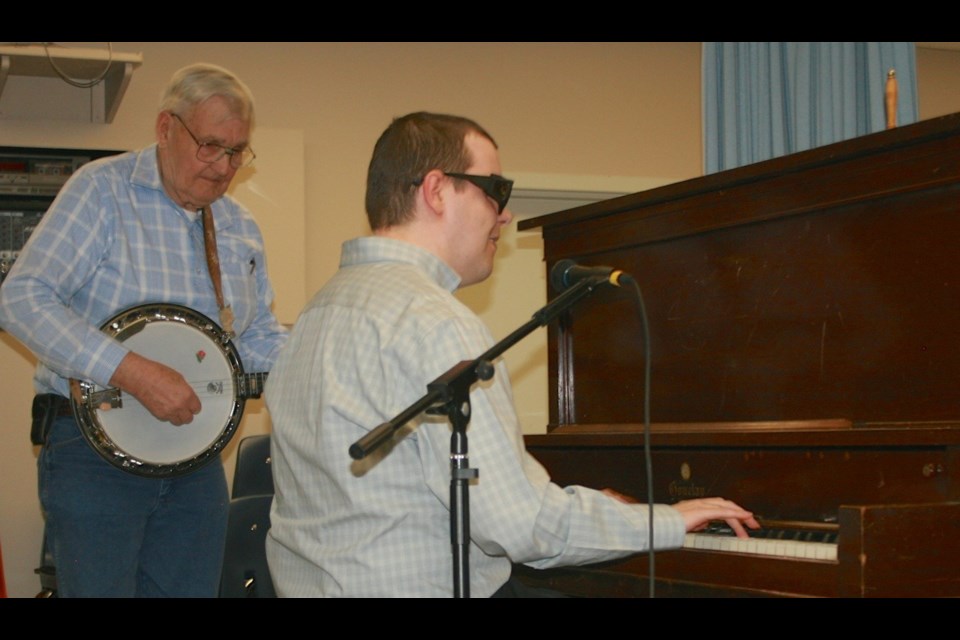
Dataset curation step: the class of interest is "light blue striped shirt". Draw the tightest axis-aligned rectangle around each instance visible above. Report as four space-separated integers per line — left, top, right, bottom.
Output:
0 145 287 396
265 236 685 597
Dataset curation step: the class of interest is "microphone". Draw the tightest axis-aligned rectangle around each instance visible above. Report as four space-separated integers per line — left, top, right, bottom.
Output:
550 259 630 292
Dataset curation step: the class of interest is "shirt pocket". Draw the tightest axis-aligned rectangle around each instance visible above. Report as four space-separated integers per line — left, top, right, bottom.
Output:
219 249 260 332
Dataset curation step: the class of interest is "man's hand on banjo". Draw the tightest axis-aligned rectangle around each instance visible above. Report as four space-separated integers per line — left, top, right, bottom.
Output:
110 352 202 426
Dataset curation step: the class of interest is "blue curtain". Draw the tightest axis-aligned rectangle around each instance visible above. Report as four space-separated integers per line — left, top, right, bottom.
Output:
702 42 918 173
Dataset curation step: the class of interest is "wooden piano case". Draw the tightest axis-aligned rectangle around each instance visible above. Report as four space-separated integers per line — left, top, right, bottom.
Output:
515 113 960 597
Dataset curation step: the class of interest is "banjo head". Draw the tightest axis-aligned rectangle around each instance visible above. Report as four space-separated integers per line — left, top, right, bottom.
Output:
72 304 246 478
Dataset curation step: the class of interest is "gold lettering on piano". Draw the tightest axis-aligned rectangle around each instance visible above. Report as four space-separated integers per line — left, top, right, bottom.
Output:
670 462 707 498
669 481 708 498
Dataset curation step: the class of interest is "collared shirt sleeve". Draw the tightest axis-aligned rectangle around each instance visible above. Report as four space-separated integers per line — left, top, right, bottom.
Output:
409 313 687 568
0 160 132 390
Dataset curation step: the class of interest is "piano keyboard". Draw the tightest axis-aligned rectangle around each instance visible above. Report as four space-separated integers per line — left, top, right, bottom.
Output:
683 521 839 561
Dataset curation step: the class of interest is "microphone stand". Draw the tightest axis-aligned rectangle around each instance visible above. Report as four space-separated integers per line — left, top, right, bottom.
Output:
349 275 613 598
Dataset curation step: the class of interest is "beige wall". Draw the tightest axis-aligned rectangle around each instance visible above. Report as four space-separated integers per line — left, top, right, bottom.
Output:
1 42 959 598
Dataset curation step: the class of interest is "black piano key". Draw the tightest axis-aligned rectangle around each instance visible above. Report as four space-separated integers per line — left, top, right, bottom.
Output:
701 521 839 544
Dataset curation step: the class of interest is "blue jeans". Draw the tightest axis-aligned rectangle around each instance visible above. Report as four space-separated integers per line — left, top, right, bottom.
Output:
39 415 229 597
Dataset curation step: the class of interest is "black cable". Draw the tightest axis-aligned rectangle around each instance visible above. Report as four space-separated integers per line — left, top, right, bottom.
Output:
622 275 655 597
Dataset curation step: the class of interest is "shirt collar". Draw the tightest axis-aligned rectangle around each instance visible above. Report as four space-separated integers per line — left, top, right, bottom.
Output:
131 143 164 193
340 236 462 292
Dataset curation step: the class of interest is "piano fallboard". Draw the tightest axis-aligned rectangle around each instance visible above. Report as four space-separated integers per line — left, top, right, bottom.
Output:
526 423 960 522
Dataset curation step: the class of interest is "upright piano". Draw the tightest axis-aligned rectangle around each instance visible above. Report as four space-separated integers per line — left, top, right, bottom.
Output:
515 113 960 597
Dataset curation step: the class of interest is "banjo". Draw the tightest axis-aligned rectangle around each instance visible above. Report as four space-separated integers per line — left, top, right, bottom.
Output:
70 303 267 478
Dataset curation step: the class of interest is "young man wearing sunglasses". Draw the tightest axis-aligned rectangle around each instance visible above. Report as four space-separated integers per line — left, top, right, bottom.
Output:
264 112 758 597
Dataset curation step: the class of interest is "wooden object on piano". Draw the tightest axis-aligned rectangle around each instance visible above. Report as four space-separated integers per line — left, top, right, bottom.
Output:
515 112 960 597
885 68 898 129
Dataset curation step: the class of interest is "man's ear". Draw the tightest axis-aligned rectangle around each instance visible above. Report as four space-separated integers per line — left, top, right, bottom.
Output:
156 111 173 149
418 169 447 217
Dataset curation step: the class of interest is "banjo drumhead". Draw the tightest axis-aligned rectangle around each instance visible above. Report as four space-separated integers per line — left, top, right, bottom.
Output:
74 304 245 477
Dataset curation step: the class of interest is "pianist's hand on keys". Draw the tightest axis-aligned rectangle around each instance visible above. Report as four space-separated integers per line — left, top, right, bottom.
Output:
602 489 761 538
672 497 761 538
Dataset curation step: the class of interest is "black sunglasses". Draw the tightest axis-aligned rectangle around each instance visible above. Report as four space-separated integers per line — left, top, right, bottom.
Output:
413 172 514 213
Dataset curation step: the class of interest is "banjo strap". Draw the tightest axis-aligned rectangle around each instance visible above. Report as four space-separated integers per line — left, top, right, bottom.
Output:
200 205 235 337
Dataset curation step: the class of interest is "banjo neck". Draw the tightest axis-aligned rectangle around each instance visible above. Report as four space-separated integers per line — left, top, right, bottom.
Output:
237 371 268 400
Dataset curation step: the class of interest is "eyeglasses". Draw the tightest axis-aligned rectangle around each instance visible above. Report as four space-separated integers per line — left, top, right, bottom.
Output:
170 112 256 169
414 172 513 213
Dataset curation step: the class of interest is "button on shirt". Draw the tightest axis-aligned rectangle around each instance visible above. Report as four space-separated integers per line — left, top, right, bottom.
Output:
0 145 286 396
265 236 686 597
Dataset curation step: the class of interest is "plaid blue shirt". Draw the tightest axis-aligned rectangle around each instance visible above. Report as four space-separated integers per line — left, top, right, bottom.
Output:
265 236 686 597
0 145 287 396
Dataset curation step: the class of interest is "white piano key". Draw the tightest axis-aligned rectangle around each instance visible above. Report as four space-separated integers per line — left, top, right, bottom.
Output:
684 533 837 562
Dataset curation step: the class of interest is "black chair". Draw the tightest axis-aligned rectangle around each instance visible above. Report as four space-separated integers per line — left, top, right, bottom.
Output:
231 433 275 498
34 529 57 598
219 434 276 598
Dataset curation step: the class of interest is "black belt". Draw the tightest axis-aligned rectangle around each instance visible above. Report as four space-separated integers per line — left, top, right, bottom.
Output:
33 393 73 416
